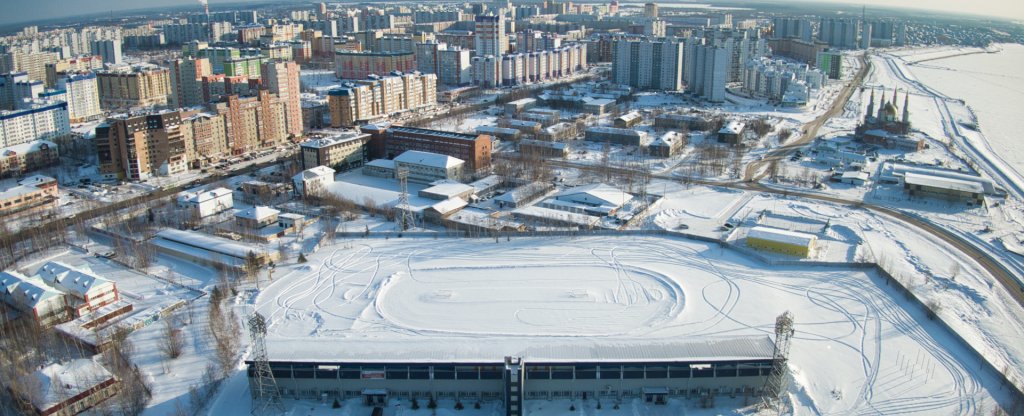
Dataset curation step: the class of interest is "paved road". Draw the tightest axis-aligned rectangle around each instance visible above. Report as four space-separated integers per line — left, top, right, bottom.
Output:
743 53 871 182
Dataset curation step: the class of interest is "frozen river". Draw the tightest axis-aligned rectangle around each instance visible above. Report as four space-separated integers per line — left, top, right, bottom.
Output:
907 43 1024 177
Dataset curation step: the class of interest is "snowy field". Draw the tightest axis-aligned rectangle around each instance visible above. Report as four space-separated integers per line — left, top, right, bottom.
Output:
905 44 1024 183
239 235 1011 415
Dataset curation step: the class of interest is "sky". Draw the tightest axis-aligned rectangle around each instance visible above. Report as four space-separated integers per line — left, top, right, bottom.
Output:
1 0 1023 27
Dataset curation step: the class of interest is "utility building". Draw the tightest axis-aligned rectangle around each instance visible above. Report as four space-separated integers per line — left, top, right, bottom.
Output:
746 226 817 258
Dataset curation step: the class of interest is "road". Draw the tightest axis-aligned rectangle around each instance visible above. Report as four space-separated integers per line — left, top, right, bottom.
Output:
742 53 871 182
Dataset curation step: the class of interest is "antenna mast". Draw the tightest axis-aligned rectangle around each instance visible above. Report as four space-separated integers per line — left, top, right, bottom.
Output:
761 311 795 412
248 312 284 415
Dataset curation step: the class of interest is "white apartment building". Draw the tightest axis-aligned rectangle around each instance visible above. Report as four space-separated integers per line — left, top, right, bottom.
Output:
0 100 71 148
57 72 102 123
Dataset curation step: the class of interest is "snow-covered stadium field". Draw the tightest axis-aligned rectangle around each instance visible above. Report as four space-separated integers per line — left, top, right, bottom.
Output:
252 236 1008 414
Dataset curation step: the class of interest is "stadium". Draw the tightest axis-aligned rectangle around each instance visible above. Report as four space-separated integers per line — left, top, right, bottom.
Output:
245 235 993 415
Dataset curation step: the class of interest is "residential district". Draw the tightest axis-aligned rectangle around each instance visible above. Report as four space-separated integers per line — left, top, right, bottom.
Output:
0 1 1022 416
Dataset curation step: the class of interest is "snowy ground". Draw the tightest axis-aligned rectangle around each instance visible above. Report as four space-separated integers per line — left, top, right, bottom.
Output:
225 235 1013 415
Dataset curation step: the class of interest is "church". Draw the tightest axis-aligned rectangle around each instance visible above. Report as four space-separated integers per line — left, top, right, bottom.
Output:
855 88 924 151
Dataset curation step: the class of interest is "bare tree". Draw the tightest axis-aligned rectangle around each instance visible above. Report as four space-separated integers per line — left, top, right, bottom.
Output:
159 315 185 360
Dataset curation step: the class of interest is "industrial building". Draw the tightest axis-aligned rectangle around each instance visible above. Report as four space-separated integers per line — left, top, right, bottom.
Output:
360 125 492 172
299 130 371 170
746 226 817 258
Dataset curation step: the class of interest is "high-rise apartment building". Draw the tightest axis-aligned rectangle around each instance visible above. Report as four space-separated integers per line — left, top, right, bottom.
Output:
438 47 473 86
169 57 212 108
612 38 684 91
90 39 123 65
818 18 859 49
328 72 437 127
56 72 102 123
261 61 303 137
209 91 288 154
0 100 70 148
334 51 416 80
95 111 188 181
474 14 508 57
96 65 171 110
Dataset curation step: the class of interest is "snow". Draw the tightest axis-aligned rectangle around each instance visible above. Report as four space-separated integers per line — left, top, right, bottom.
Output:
241 235 1009 414
28 358 114 411
394 150 464 169
747 226 817 247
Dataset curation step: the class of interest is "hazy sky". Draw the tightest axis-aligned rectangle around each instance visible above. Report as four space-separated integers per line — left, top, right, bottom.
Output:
1 0 1023 27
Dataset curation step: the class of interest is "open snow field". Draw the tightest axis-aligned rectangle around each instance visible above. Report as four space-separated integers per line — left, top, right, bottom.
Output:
905 44 1024 182
246 235 1009 415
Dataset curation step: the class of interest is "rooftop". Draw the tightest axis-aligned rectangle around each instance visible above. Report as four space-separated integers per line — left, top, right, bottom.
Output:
299 131 369 149
748 226 817 247
394 150 464 169
265 336 775 363
904 172 984 194
236 206 281 220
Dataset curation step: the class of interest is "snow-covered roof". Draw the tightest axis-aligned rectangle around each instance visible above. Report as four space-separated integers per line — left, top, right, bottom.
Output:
1 272 62 309
616 111 641 123
554 183 633 208
0 184 45 201
429 197 468 216
513 205 601 227
476 126 520 135
520 139 567 150
1 140 57 156
586 126 643 137
156 229 268 260
294 166 336 181
841 171 870 181
36 261 112 299
299 131 368 149
265 336 775 363
27 358 115 412
719 120 744 135
748 226 817 247
651 131 682 147
421 182 474 198
365 159 395 169
18 175 56 187
469 175 502 192
903 172 983 194
236 206 280 221
494 182 552 204
181 187 232 204
394 150 464 169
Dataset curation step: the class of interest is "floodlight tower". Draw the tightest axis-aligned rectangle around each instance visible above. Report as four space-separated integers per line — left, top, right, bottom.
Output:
248 312 284 415
396 166 415 231
761 311 795 412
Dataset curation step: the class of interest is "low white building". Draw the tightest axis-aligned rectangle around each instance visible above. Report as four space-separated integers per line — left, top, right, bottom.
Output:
177 187 234 218
393 150 465 184
235 206 281 229
540 183 634 216
293 166 336 198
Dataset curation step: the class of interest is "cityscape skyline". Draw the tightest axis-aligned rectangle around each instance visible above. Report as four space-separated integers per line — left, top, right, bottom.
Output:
1 0 1023 28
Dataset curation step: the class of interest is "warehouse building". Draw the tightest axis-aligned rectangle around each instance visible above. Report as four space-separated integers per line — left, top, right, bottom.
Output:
903 172 985 206
746 226 817 258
